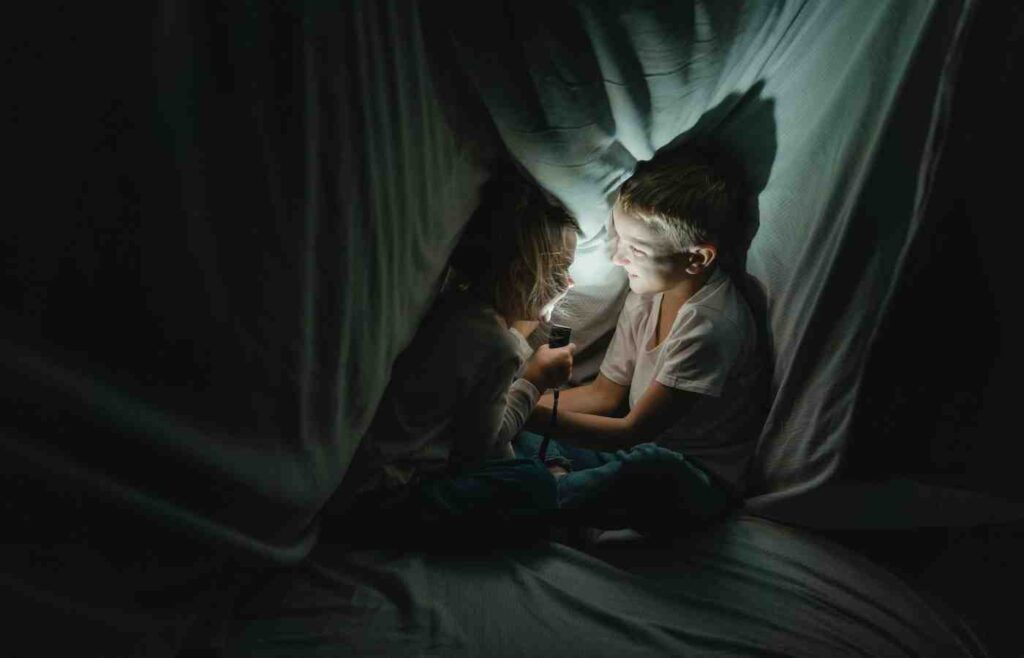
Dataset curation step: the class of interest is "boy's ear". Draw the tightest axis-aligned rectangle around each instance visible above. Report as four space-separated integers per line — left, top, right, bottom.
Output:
685 244 717 274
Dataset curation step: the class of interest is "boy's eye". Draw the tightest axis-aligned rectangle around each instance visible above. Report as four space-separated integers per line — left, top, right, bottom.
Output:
629 245 646 258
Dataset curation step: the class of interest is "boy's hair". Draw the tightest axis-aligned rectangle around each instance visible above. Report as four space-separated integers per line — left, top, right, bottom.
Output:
448 166 580 320
616 143 741 267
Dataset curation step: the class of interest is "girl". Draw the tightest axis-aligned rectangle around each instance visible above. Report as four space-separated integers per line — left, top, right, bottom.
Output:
331 166 581 542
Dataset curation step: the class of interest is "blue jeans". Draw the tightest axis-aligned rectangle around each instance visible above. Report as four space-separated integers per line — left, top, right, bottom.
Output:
514 432 731 532
335 457 559 549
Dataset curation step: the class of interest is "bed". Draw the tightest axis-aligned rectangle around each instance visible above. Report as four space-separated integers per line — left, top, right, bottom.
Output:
222 516 984 657
3 1 1016 656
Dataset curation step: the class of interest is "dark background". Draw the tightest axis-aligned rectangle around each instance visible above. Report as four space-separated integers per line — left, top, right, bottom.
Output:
840 2 1024 653
849 0 1023 503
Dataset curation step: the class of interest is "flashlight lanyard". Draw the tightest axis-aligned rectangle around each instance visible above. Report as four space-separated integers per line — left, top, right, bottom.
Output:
537 324 570 463
538 387 559 462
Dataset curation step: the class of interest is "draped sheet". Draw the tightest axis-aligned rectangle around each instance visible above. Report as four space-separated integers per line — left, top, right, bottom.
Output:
0 1 989 654
3 2 485 561
223 516 985 657
437 0 974 505
1 0 978 563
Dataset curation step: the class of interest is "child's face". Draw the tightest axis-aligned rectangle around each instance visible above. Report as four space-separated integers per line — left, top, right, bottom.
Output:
538 229 577 322
611 203 690 295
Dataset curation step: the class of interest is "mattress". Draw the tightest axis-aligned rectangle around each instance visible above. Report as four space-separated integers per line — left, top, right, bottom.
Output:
223 516 985 657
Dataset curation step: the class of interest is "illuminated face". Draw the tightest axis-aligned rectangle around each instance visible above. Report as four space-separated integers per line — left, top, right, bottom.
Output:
538 229 577 322
610 203 689 295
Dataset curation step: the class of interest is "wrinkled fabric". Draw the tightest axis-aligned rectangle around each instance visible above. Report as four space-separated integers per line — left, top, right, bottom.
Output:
1 1 981 654
3 0 487 560
3 2 487 654
224 516 985 657
438 0 974 505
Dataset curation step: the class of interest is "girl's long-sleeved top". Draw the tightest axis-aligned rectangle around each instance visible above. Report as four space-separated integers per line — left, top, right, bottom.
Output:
357 291 539 492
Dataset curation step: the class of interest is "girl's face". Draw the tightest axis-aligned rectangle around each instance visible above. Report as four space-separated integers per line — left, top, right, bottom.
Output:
610 203 689 295
538 229 577 322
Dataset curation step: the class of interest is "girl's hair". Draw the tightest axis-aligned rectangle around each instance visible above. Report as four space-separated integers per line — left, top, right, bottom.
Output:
447 166 580 320
615 142 741 268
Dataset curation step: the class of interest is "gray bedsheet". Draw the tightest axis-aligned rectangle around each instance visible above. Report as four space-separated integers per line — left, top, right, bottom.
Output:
224 516 984 657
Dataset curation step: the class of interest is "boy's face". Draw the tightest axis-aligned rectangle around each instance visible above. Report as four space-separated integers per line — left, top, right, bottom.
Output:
611 204 690 295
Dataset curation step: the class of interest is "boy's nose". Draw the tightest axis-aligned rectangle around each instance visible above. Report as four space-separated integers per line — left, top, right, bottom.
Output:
566 275 575 289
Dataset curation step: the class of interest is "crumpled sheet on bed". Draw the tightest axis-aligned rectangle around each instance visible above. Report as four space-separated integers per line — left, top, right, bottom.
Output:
222 516 984 657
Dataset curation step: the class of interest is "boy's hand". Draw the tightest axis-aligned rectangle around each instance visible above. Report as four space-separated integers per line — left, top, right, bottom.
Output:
522 343 576 392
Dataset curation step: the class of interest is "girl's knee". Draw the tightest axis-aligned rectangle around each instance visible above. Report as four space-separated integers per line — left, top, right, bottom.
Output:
512 431 545 459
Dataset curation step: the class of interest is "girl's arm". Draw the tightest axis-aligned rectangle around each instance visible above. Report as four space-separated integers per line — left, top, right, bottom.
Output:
526 380 701 452
496 378 541 445
453 344 574 466
510 320 540 340
452 356 524 467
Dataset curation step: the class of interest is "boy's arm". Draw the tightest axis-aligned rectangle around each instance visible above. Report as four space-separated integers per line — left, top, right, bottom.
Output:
527 381 701 452
537 373 627 416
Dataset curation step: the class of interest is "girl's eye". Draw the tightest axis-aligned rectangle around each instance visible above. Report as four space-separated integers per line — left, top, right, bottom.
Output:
629 245 646 258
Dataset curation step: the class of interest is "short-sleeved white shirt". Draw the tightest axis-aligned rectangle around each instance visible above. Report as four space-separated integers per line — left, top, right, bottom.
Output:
600 267 765 493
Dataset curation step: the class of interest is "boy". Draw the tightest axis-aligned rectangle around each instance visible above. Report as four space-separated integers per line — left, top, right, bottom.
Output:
517 143 767 531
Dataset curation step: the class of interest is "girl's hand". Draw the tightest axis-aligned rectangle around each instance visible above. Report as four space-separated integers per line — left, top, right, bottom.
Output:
522 343 576 392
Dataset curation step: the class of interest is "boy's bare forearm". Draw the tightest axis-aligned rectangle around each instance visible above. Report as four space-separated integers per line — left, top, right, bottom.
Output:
528 381 699 454
525 400 636 452
539 382 619 416
538 408 635 453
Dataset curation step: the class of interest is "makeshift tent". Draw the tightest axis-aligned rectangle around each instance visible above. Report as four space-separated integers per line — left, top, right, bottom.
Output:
3 0 1022 655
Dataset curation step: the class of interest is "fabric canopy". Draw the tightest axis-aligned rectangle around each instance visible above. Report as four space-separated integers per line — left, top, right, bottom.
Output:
436 0 974 509
2 1 1005 655
5 4 490 652
2 0 979 565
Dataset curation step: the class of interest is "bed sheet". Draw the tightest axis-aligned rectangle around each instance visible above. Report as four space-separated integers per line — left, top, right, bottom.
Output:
223 516 985 657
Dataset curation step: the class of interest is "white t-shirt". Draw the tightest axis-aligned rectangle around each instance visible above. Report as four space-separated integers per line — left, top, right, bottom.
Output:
600 267 765 493
359 292 539 491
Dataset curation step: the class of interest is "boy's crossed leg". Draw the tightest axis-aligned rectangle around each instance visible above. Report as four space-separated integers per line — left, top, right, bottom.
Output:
514 431 732 534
